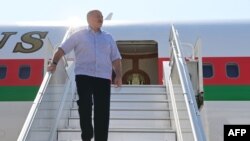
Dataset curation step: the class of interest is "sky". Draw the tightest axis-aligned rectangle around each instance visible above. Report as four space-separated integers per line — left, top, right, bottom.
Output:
1 0 250 24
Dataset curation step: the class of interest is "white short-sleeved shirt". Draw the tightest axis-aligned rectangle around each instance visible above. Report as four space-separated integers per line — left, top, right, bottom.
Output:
60 27 121 80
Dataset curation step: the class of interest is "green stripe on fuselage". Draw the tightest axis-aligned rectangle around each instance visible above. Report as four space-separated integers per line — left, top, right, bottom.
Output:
1 85 250 101
0 86 39 101
204 85 250 101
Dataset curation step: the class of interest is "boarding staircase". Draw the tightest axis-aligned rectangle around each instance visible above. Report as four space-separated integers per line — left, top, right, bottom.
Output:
58 85 181 141
18 25 206 141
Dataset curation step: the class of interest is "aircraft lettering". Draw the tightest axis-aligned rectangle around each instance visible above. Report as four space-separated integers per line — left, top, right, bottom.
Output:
0 32 17 49
13 31 48 53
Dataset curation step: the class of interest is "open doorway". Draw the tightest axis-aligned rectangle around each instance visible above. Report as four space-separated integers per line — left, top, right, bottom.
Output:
116 40 158 85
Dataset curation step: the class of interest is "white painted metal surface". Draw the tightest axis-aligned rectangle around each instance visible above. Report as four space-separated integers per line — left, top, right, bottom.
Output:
57 85 178 141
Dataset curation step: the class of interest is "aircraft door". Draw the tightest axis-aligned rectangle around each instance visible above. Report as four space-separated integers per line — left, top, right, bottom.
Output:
116 40 158 85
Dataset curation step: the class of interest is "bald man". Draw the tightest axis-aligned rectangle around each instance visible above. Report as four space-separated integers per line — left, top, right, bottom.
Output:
48 10 122 141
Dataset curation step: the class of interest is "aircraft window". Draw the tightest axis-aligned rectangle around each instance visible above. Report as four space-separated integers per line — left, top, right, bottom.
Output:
203 64 213 78
19 65 31 79
0 65 7 79
226 63 239 78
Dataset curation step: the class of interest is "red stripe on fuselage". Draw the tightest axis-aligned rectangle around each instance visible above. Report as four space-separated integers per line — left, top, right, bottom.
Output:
158 57 250 85
203 57 250 85
0 59 43 86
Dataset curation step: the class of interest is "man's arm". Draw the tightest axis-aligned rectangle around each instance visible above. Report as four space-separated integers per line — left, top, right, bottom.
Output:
47 48 65 73
112 59 122 87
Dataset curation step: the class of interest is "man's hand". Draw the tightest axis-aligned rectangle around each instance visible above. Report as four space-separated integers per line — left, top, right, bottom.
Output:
114 76 122 87
47 48 64 73
47 63 57 73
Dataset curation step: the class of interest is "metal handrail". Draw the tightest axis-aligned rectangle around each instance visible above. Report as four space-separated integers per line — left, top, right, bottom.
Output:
163 61 183 141
17 26 75 141
48 63 75 141
194 39 204 94
169 25 206 141
17 72 52 141
47 26 76 141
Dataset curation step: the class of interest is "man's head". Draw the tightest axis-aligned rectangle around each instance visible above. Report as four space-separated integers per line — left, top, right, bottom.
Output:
87 10 103 31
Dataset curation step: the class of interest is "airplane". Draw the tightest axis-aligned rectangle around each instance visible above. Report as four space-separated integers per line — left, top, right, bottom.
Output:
1 19 250 141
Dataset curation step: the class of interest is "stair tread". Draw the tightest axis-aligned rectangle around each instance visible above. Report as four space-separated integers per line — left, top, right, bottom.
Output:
68 117 171 120
58 128 175 133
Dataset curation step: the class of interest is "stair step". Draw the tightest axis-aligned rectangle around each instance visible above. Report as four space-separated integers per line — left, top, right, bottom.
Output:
71 99 186 109
68 118 171 129
58 128 176 141
110 94 167 101
111 85 166 93
70 109 170 119
69 109 189 120
59 128 174 133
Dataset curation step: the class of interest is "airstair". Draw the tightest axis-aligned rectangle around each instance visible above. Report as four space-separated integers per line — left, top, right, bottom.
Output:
18 25 206 141
58 85 179 141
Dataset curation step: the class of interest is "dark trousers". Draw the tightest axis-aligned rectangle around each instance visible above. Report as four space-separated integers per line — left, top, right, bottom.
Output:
75 75 111 141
